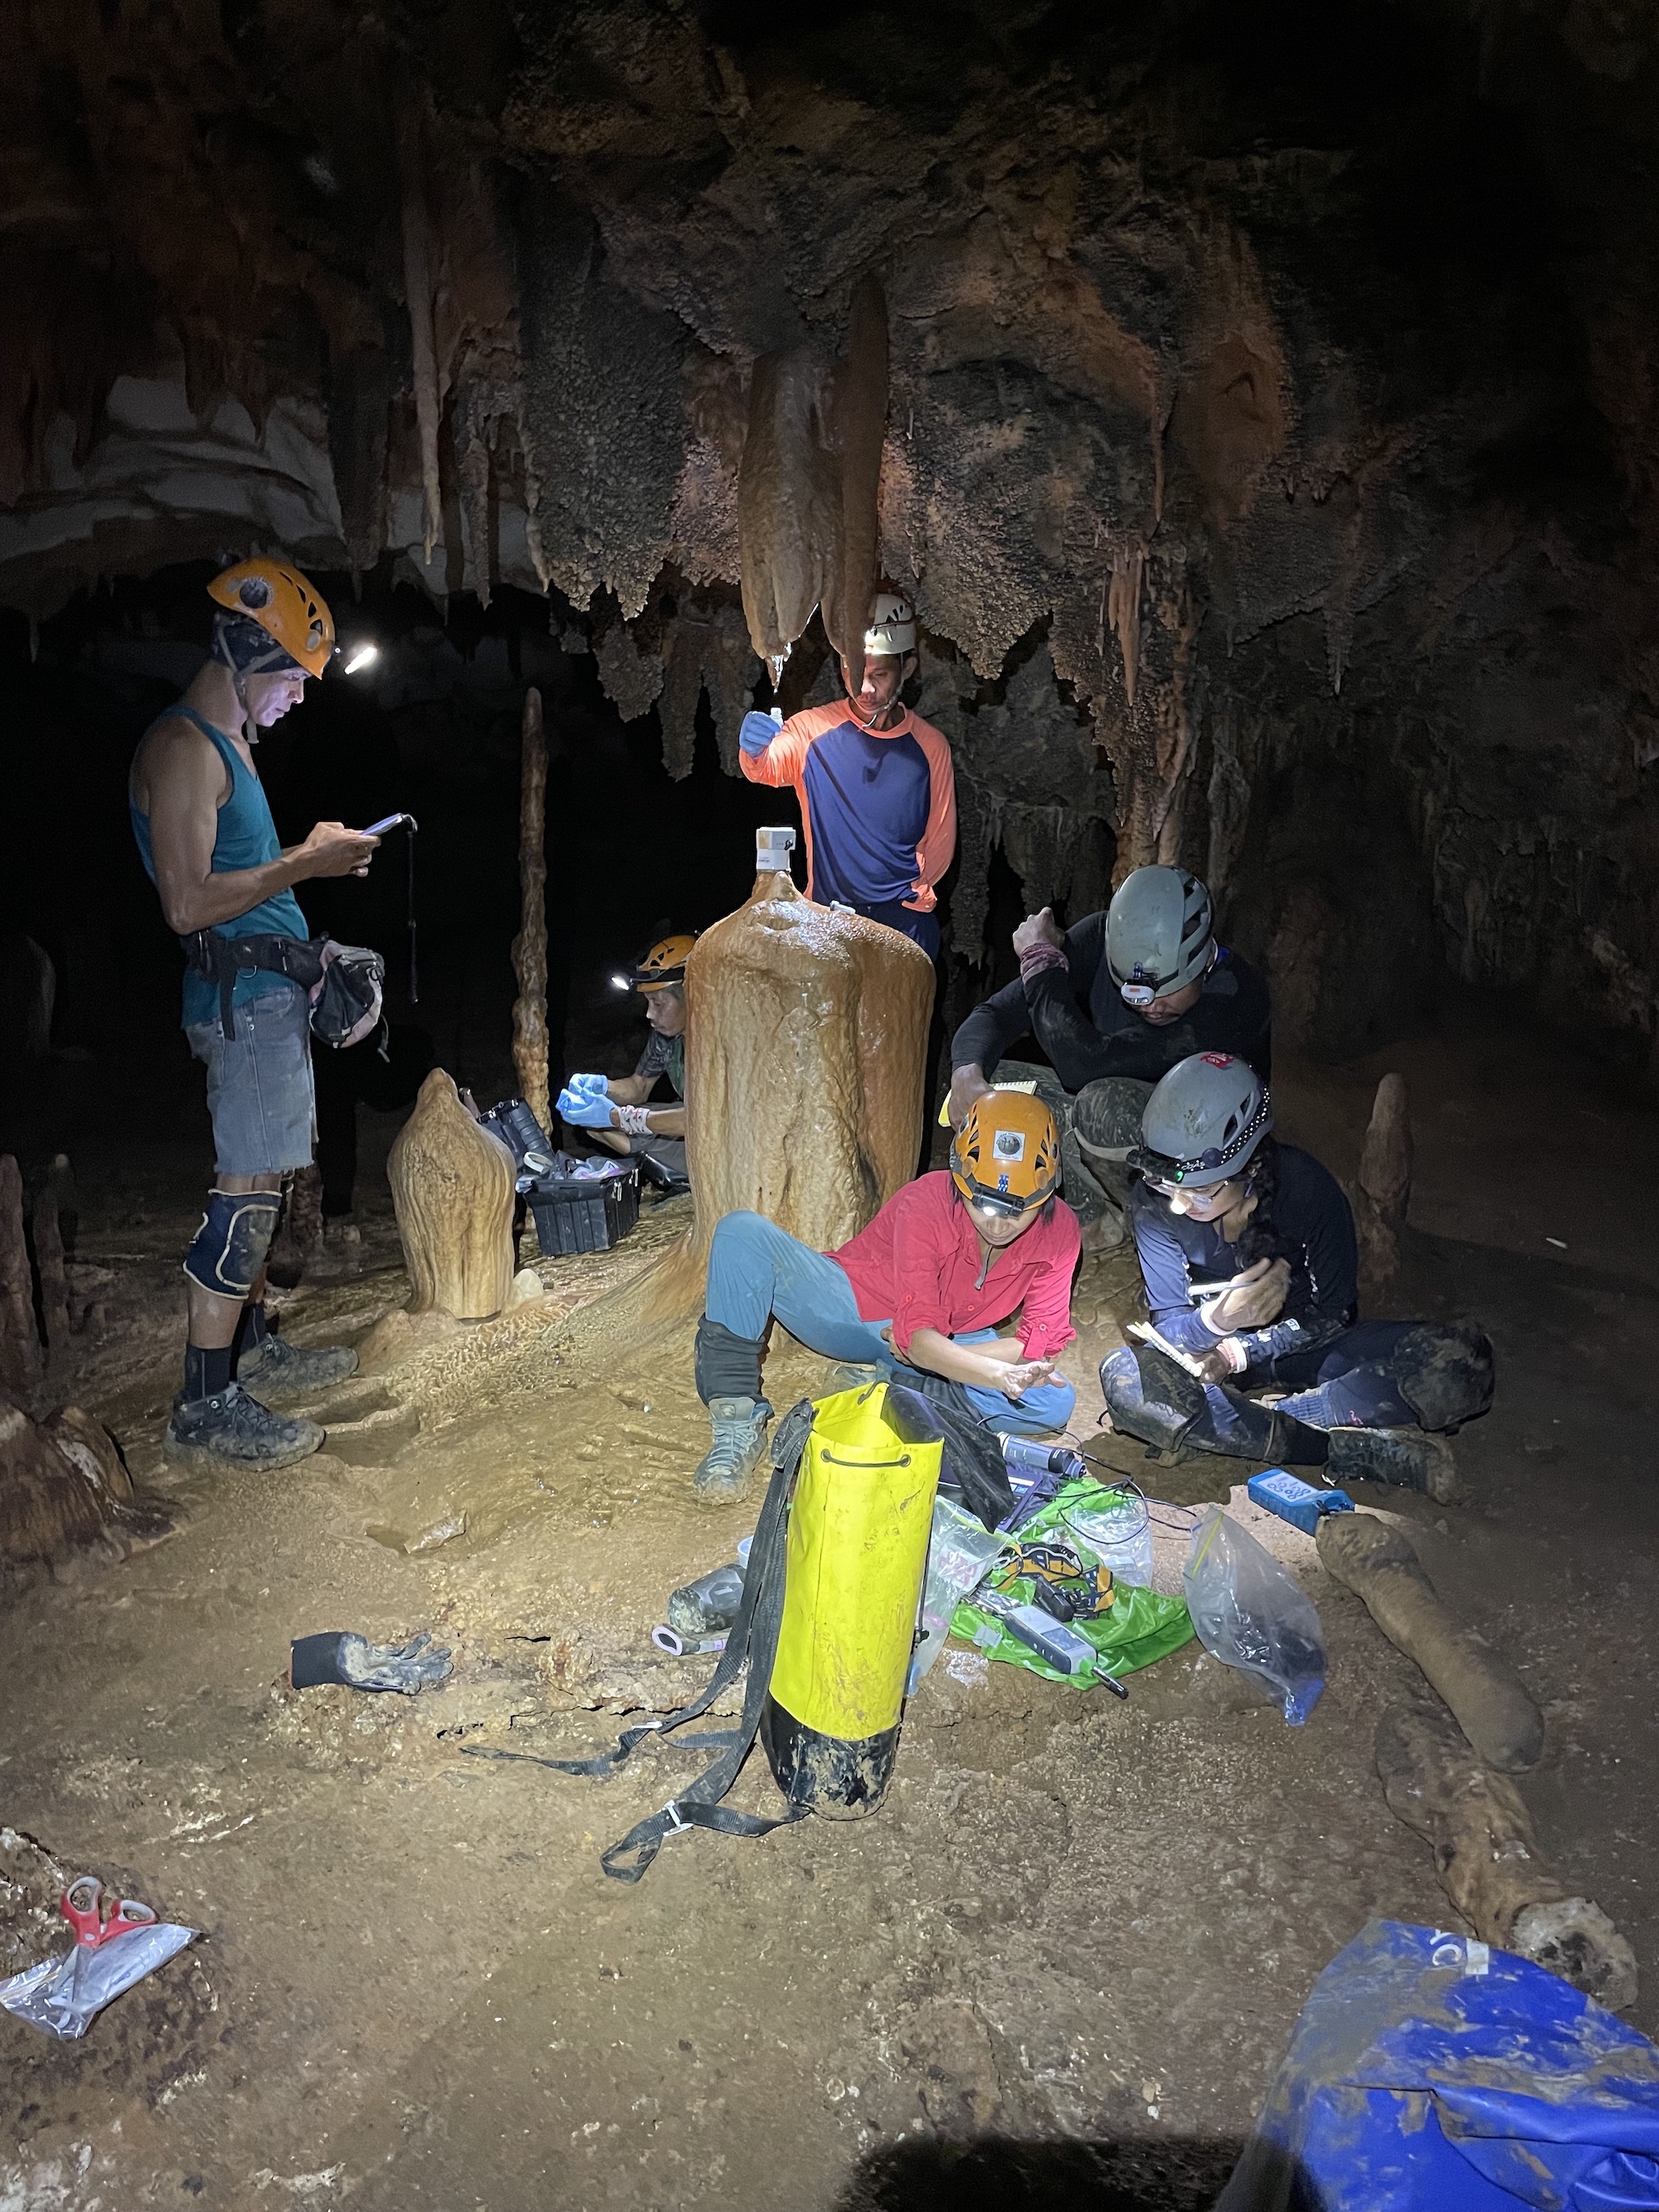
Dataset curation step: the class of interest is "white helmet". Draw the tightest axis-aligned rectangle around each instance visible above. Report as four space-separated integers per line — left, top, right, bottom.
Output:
863 591 917 658
1131 1053 1273 1189
1106 867 1214 1007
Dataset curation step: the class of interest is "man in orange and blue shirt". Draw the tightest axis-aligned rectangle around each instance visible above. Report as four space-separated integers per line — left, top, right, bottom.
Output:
737 593 956 959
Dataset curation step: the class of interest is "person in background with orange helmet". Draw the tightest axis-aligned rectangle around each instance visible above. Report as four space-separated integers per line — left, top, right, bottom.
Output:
129 558 380 1473
557 932 695 1194
687 1091 1079 1499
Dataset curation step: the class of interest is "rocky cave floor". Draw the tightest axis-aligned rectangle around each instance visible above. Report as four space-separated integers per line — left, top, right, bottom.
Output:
1 1025 1657 2212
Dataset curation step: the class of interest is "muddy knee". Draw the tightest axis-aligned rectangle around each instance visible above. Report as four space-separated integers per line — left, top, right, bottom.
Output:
1394 1320 1494 1431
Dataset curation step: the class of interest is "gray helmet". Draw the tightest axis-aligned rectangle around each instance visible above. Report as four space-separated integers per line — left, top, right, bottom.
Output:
1130 1053 1272 1189
1105 867 1214 1006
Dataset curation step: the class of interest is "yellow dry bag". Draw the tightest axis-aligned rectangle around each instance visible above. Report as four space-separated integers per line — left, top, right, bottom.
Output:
761 1381 942 1817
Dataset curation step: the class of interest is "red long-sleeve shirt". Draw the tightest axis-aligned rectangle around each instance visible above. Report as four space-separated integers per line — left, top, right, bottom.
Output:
829 1172 1079 1360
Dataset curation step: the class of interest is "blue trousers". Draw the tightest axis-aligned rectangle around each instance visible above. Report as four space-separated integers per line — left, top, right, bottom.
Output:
706 1209 1076 1436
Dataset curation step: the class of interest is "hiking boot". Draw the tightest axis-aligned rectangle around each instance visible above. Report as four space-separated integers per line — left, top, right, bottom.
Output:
163 1383 324 1471
1326 1424 1458 1504
237 1331 358 1401
693 1397 772 1502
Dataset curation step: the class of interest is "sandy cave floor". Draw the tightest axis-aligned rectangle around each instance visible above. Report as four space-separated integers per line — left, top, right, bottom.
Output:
2 1028 1657 2211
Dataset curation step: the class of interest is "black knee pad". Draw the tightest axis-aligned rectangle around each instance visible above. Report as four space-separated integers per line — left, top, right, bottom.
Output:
183 1189 281 1299
1394 1321 1495 1432
693 1317 766 1407
1073 1077 1155 1160
1099 1341 1205 1453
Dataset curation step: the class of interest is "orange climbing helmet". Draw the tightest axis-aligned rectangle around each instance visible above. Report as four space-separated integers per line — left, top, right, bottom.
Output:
950 1091 1062 1216
207 558 335 679
625 933 697 993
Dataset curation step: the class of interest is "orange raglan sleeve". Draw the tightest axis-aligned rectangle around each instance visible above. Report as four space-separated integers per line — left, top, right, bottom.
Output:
905 715 957 913
737 711 815 790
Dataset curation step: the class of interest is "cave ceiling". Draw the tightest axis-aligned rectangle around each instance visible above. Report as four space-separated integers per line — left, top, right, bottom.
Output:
3 0 1657 1055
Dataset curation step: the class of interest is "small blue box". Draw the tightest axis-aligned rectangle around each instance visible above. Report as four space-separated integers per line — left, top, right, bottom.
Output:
1248 1469 1356 1535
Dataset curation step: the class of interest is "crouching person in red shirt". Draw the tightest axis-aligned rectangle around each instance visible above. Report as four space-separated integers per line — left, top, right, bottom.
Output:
690 1092 1080 1500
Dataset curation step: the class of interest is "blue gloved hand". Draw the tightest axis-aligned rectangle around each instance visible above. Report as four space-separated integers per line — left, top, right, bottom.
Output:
740 708 784 758
557 1084 615 1129
567 1072 610 1098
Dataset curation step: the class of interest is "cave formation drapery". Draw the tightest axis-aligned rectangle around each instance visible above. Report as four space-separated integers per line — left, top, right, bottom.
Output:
4 0 1657 1067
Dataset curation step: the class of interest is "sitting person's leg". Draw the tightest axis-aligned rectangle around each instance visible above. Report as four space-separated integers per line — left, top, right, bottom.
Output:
693 1211 890 1500
944 1326 1077 1436
1099 1334 1462 1499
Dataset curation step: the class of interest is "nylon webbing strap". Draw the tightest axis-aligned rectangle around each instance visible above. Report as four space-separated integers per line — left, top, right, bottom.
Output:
460 1396 817 1882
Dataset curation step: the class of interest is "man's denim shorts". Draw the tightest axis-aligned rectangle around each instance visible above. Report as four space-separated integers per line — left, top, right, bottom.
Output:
186 984 316 1176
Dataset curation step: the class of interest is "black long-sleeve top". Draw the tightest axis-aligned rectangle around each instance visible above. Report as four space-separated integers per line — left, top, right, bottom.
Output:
951 911 1272 1091
1130 1144 1358 1375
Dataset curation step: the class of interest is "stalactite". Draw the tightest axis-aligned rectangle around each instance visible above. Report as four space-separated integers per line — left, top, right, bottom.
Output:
1150 582 1203 864
821 277 889 688
951 778 1002 969
594 616 666 723
1107 542 1146 710
396 94 445 564
657 599 762 779
738 345 838 672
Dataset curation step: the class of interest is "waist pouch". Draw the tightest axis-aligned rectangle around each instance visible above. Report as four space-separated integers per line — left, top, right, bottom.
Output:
182 931 386 1051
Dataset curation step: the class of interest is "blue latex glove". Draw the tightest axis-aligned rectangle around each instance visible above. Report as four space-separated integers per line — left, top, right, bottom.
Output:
566 1072 610 1098
557 1085 615 1129
740 708 784 758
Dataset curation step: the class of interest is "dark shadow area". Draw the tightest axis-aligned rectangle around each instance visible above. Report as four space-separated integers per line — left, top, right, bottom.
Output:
834 2132 1251 2211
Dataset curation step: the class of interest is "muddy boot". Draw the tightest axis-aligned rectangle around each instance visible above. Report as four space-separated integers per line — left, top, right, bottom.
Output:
693 1397 772 1502
1326 1424 1457 1504
164 1383 324 1471
238 1331 358 1401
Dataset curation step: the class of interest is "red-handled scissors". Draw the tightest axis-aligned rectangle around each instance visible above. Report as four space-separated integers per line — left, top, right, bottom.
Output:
61 1875 158 1948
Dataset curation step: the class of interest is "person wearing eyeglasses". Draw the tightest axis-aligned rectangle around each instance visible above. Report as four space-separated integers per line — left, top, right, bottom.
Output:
1096 1053 1493 1498
686 1091 1079 1500
946 867 1270 1245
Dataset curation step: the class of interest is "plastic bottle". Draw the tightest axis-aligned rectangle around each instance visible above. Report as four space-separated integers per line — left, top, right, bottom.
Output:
666 1563 745 1636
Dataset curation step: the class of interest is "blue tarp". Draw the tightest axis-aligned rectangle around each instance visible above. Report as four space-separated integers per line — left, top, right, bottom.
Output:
1219 1920 1659 2210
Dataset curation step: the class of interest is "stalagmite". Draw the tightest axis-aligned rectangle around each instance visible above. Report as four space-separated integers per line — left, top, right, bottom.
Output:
1376 1701 1637 2012
0 1155 42 1396
0 1394 173 1567
31 1192 70 1362
511 686 551 1136
1355 1072 1413 1287
388 1071 516 1320
1318 1512 1544 1772
267 1164 324 1289
683 848 935 1257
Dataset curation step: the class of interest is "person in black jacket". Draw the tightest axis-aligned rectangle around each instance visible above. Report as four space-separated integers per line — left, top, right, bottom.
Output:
948 867 1271 1243
1097 1053 1493 1498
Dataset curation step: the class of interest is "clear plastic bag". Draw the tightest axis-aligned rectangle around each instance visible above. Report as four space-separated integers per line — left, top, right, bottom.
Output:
908 1497 1010 1692
1183 1505 1326 1725
0 1920 197 2039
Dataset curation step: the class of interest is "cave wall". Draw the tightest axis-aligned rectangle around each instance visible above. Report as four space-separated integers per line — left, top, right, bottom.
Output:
3 0 1657 1068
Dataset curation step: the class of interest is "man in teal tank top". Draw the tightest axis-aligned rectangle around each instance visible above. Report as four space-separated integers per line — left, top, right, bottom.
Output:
129 558 380 1471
